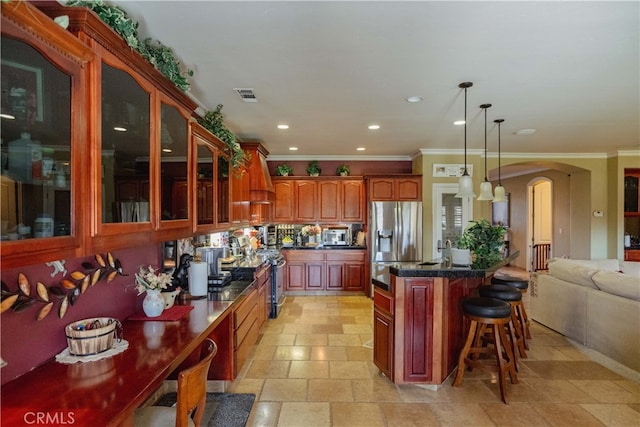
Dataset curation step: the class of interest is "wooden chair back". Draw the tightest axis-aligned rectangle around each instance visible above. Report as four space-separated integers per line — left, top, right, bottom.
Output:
175 338 217 427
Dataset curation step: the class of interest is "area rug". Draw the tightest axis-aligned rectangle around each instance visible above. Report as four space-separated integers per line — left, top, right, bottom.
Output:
154 392 255 427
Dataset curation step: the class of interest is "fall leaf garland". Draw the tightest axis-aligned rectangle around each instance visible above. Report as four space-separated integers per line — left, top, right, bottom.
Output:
0 253 126 321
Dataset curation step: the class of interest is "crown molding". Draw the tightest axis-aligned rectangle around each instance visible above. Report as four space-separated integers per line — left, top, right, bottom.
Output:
266 154 413 161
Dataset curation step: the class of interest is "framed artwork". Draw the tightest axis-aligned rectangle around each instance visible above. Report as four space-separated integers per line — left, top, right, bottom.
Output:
1 60 44 124
492 193 510 227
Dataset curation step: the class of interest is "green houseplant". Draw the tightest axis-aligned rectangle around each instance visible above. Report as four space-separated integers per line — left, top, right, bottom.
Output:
307 161 321 176
336 164 350 176
456 219 507 269
198 104 248 170
66 0 193 91
276 163 294 176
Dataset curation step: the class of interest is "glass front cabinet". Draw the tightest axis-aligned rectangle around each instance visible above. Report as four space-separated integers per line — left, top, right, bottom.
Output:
48 3 198 253
1 1 203 267
1 2 94 268
192 123 231 234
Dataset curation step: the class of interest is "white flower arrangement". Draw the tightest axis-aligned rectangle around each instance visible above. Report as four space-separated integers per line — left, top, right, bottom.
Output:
134 265 173 295
301 225 322 236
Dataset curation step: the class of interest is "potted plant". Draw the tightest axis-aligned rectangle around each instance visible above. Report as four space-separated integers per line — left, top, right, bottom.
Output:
456 219 507 269
307 160 321 176
336 164 350 176
276 163 294 176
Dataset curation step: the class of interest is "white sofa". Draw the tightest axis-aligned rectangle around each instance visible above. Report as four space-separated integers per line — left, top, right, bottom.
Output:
530 258 640 372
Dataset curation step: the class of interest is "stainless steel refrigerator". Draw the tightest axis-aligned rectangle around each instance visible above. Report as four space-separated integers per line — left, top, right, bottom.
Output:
369 201 423 296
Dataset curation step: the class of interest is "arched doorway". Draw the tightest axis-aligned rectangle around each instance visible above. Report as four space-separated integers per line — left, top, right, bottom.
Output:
527 178 553 271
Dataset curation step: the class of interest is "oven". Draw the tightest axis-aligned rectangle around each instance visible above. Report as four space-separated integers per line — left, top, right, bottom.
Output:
271 255 286 318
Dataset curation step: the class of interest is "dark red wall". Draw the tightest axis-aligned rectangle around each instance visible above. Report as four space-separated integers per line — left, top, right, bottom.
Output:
1 244 159 384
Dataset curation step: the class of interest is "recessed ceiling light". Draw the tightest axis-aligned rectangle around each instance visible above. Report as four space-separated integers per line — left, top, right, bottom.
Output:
357 147 366 151
515 129 536 135
406 96 423 103
453 120 465 126
368 124 380 130
289 146 298 151
277 124 289 129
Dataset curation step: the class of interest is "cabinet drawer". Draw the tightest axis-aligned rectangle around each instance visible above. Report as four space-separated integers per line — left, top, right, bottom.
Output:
285 251 324 262
374 287 394 315
234 288 257 331
326 251 365 262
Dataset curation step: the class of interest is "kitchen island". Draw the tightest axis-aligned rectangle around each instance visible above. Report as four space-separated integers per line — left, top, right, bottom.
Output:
372 252 519 387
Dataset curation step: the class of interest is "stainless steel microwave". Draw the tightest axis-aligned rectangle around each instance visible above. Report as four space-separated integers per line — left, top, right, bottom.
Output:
322 227 350 246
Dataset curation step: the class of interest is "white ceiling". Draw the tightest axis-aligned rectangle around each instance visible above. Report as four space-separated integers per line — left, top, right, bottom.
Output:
109 1 639 160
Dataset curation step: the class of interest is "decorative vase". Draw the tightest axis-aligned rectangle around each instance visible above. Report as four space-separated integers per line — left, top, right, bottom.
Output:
142 289 164 317
340 172 348 176
308 235 315 244
310 172 319 177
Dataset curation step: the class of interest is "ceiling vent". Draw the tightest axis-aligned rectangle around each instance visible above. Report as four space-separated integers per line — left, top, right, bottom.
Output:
234 88 258 102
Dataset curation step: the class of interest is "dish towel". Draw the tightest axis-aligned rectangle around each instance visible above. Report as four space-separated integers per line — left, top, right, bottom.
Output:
128 305 194 321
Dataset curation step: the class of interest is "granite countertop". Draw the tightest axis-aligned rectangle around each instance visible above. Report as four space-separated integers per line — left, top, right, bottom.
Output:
373 251 520 292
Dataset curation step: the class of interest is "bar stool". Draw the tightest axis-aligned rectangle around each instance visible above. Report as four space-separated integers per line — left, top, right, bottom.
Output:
453 297 518 404
492 276 532 340
479 284 529 357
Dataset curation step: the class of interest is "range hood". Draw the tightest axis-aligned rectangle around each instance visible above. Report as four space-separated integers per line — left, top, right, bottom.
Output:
241 142 274 203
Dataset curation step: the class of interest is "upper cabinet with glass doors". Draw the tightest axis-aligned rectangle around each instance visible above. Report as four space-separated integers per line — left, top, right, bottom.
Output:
0 2 94 268
36 3 197 252
192 123 231 233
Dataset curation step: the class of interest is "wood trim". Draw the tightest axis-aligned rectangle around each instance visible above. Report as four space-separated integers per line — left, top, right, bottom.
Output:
2 1 94 65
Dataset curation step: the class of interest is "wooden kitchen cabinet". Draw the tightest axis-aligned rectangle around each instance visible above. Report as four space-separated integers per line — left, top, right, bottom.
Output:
326 251 366 291
272 177 365 224
0 2 94 268
33 2 199 254
193 123 230 233
233 286 259 378
273 180 295 223
624 250 640 261
231 166 250 226
295 180 318 222
373 285 394 380
624 170 640 215
367 175 422 201
284 249 366 292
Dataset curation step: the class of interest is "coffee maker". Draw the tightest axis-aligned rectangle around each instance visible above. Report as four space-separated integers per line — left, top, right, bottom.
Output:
196 247 230 286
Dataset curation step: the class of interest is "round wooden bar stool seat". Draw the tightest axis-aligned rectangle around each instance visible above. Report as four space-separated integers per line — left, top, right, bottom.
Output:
453 297 518 404
480 284 529 356
491 276 532 340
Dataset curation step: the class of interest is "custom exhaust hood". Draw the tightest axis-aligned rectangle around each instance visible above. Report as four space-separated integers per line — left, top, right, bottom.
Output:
241 142 274 203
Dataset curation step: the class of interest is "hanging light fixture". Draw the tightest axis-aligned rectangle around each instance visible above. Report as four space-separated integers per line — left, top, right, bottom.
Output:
455 82 475 198
478 103 494 201
493 118 507 202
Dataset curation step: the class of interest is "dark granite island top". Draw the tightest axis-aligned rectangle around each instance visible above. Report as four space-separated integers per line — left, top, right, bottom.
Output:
372 251 519 292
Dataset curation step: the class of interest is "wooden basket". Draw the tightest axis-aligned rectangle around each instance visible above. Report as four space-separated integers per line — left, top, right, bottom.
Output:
65 317 121 356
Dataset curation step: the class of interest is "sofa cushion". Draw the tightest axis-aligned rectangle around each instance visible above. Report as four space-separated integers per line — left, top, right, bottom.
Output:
591 270 640 301
557 258 620 271
548 259 598 289
620 261 640 278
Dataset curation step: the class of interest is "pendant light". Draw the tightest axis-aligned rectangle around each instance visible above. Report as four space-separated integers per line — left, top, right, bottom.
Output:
493 118 507 202
477 103 494 201
455 82 475 198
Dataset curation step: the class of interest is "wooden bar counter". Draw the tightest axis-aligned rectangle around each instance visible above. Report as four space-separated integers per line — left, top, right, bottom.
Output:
1 298 236 427
372 252 519 387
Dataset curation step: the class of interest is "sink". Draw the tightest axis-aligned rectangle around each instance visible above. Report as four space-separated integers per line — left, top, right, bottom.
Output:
418 261 439 266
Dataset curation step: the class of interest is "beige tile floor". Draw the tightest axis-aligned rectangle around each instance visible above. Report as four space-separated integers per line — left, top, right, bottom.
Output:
226 295 640 427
